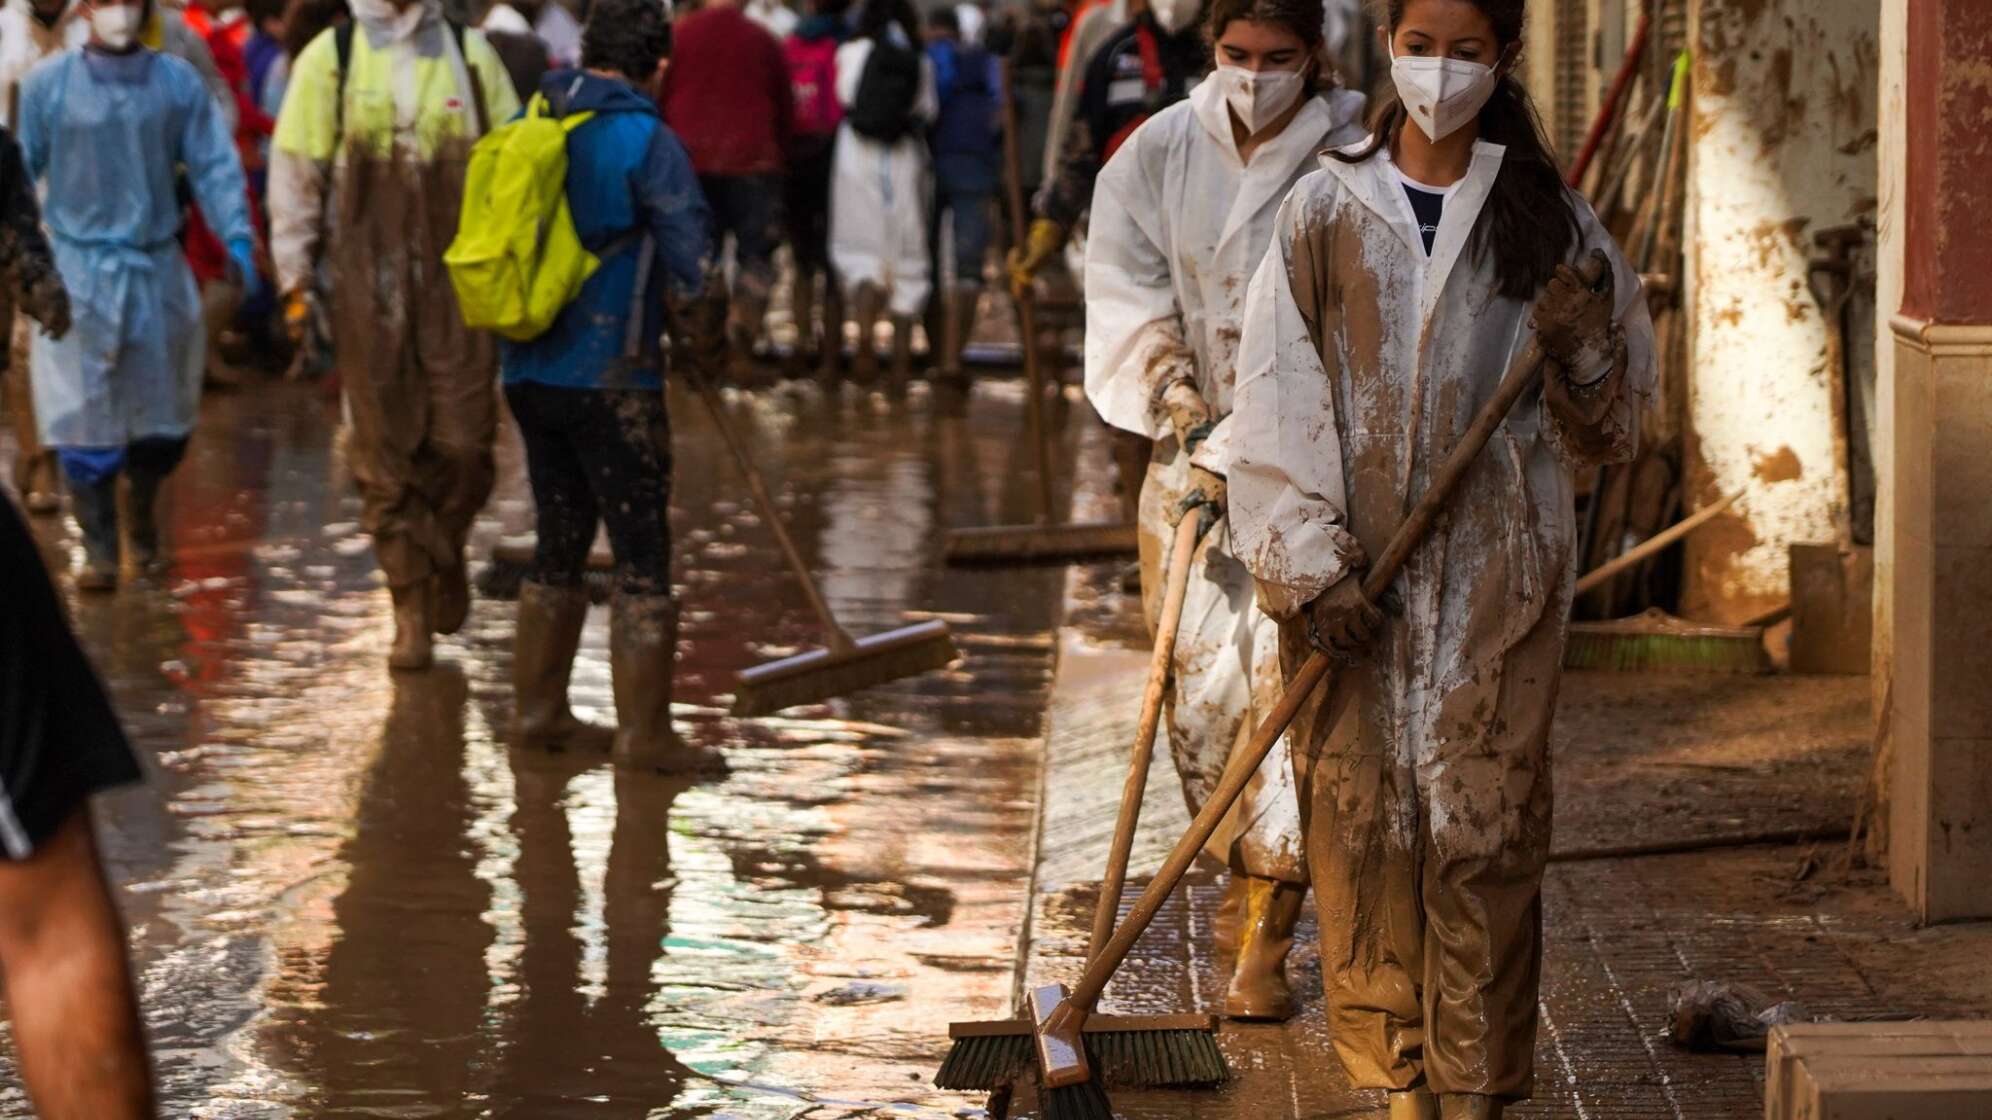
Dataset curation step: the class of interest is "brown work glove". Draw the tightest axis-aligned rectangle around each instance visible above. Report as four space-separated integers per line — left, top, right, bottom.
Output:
1532 249 1617 373
1006 218 1066 301
1159 377 1214 452
1307 574 1383 658
22 271 69 341
1167 463 1227 530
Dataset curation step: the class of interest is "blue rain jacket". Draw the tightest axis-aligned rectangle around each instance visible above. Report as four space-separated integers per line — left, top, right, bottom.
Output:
17 48 250 449
500 70 713 392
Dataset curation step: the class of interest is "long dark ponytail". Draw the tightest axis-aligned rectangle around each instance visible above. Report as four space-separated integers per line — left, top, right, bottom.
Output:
1333 0 1578 300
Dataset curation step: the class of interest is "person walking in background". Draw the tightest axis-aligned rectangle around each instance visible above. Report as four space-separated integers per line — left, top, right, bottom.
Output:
268 0 520 669
501 0 722 775
657 0 791 383
922 4 999 385
781 0 847 378
829 0 932 390
18 0 256 591
743 0 791 37
478 0 551 103
0 494 154 1119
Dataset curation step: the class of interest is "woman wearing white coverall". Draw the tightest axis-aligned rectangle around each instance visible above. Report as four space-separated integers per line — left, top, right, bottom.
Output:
829 0 935 389
1083 0 1363 1021
1223 0 1653 1114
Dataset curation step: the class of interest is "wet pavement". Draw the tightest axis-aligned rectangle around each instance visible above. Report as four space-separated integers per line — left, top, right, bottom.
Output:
3 374 1114 1118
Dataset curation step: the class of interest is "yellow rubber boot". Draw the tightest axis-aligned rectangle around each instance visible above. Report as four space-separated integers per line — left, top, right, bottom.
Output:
1389 1087 1437 1120
1223 875 1306 1021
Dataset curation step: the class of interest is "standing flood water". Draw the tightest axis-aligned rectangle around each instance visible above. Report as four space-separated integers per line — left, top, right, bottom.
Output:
4 377 1088 1116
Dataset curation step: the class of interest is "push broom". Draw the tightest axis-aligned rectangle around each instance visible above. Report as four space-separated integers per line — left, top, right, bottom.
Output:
692 372 960 717
966 252 1613 1118
942 61 1138 568
935 515 1227 1111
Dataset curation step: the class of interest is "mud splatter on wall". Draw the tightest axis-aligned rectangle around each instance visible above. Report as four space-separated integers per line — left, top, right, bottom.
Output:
1683 0 1879 624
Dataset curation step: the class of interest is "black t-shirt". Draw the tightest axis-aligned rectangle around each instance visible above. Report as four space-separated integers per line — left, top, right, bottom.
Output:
0 495 140 859
1402 181 1444 255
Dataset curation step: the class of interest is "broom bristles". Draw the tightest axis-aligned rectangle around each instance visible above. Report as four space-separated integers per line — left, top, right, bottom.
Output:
1564 610 1768 673
731 622 959 716
934 1028 1228 1091
1040 1076 1115 1120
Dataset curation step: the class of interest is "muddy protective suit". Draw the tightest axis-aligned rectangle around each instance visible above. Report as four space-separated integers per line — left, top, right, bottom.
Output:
1223 140 1654 1099
1083 79 1366 884
828 33 937 319
268 0 520 594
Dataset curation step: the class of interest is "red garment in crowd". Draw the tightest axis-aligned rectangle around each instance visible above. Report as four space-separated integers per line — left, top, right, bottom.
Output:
184 6 276 159
656 6 794 176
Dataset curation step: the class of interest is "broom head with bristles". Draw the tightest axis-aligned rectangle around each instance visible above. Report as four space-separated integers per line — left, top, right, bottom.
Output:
934 1012 1229 1092
1564 608 1769 673
944 521 1139 567
730 620 959 716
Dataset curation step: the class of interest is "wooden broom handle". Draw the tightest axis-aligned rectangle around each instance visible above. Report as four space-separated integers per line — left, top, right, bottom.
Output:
1000 59 1060 525
692 374 855 652
1058 251 1607 1018
1084 515 1202 983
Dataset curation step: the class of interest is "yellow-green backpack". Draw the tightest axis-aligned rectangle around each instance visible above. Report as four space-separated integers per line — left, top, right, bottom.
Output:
444 94 599 342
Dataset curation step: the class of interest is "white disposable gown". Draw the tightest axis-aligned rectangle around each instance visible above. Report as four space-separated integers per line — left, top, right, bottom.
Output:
1082 78 1367 882
828 33 937 318
17 49 250 449
1222 139 1654 1095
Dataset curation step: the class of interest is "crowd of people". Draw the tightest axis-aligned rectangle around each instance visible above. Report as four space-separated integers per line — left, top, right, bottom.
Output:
0 0 1652 1116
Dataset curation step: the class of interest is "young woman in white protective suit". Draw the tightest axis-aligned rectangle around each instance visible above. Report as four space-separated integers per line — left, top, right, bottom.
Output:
1221 0 1655 1115
1081 0 1366 1022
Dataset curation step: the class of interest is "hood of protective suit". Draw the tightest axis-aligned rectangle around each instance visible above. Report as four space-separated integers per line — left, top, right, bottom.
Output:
350 0 439 42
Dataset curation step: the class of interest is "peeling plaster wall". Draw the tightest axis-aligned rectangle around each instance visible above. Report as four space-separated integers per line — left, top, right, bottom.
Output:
1682 0 1880 624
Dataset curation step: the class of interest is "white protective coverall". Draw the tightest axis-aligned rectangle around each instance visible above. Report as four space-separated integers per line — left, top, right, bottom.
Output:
828 32 937 318
1083 78 1366 884
1223 139 1654 1098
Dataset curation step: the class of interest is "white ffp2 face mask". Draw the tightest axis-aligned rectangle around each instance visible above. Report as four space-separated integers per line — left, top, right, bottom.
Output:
1389 46 1501 141
1216 64 1304 134
1151 0 1198 35
89 3 141 47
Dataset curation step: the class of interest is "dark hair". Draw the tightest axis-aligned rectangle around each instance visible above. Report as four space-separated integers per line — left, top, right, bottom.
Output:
581 0 670 80
854 0 916 42
1205 0 1339 92
247 0 286 27
1335 0 1577 300
280 0 347 57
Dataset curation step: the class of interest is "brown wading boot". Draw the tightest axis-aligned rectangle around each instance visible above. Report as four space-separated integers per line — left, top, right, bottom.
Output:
1390 1087 1438 1120
432 560 470 635
388 579 434 671
1438 1094 1502 1120
1212 873 1249 958
850 282 883 383
69 474 120 592
887 314 916 396
609 593 726 774
1223 874 1306 1021
512 580 611 750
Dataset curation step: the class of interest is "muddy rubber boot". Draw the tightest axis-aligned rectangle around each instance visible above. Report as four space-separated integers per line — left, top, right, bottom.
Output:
1223 875 1306 1021
512 580 611 751
816 283 845 381
945 284 980 384
69 474 120 592
1389 1088 1438 1120
1438 1095 1502 1120
609 593 727 774
388 579 435 672
850 282 883 383
432 560 471 636
887 314 916 396
726 292 768 385
1212 873 1249 958
124 465 168 576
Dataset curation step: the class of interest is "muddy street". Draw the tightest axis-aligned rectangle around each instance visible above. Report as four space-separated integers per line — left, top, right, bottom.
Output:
3 377 1106 1118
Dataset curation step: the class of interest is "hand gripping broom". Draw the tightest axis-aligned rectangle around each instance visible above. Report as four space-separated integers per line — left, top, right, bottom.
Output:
692 373 961 717
971 251 1611 1119
942 60 1138 567
936 515 1226 1108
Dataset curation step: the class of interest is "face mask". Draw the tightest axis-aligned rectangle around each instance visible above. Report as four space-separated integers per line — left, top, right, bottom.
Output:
1216 64 1303 134
89 3 141 47
1389 44 1501 141
1150 0 1197 36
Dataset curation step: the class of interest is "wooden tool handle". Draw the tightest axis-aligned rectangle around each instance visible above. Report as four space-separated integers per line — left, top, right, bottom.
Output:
1084 515 1202 981
692 374 854 651
999 59 1059 525
1056 250 1608 1022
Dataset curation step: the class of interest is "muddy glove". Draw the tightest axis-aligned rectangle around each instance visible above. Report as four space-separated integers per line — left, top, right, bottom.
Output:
1006 218 1066 301
282 287 315 346
1307 574 1383 658
1159 377 1214 453
1168 463 1227 530
22 271 69 340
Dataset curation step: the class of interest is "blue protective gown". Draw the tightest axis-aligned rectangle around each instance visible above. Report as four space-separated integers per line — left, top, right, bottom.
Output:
17 48 250 450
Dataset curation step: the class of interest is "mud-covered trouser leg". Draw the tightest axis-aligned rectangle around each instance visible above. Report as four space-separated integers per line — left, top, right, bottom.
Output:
505 383 672 598
3 308 55 509
1302 622 1557 1101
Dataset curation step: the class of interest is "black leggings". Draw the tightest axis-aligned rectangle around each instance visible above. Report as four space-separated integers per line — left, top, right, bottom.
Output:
505 382 672 596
